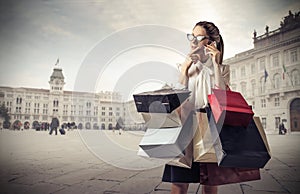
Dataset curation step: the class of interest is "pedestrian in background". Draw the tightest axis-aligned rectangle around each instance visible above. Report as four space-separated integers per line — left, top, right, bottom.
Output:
49 114 59 135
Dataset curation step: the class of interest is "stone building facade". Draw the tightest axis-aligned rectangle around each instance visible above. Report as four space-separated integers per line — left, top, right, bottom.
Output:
224 11 300 134
0 65 125 130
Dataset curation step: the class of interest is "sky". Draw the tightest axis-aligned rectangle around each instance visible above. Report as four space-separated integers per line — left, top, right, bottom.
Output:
0 0 299 98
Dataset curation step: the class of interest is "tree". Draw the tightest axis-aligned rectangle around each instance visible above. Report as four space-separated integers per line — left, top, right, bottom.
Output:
0 104 11 129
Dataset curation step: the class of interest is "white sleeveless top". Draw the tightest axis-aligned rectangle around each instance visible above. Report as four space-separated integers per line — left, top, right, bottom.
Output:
187 57 214 109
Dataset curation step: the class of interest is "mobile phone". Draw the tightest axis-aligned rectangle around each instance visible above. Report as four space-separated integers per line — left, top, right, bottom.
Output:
204 41 217 55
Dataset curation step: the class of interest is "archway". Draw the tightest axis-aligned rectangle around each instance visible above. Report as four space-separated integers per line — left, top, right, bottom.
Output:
108 123 113 130
32 121 40 129
101 123 105 130
85 122 91 129
290 98 300 131
78 123 83 130
24 121 30 129
93 123 99 129
13 120 22 130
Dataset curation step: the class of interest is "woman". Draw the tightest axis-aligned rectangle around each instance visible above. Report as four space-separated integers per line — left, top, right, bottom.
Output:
162 21 230 194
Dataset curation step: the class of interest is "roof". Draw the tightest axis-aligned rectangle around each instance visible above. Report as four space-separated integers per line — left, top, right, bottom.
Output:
50 67 64 81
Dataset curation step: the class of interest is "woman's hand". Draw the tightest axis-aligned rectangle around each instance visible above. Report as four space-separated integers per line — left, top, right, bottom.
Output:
205 42 221 65
188 46 202 64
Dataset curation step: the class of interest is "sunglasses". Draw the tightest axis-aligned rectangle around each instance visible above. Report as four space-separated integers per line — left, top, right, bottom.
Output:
187 34 209 43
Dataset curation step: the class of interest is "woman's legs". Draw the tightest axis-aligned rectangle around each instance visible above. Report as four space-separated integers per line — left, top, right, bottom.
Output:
171 183 189 194
202 185 218 194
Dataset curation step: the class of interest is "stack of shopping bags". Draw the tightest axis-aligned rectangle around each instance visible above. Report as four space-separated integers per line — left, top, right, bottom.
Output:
134 87 271 184
133 87 194 168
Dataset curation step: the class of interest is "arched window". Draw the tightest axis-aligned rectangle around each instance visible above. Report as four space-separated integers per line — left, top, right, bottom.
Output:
290 98 300 132
291 69 300 86
260 76 266 93
230 84 237 91
273 73 281 89
240 82 247 97
251 79 256 96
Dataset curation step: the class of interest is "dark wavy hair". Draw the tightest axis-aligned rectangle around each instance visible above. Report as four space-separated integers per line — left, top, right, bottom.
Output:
194 21 224 64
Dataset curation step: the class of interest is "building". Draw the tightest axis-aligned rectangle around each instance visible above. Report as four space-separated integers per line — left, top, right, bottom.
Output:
0 64 125 130
224 11 300 134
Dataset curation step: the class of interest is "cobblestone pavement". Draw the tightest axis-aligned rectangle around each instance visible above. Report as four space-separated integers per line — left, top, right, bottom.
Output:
0 129 299 194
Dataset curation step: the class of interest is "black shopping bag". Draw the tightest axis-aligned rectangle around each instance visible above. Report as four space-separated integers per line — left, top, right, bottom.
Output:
133 88 190 113
206 106 271 168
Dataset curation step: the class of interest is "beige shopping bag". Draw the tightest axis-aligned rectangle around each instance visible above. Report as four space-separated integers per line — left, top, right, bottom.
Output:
193 111 217 162
167 100 194 168
141 110 181 128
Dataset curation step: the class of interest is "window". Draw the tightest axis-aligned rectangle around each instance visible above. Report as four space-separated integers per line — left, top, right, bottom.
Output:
251 80 256 96
16 97 22 104
251 63 255 74
86 102 91 108
291 70 300 86
259 57 266 71
231 69 236 79
261 99 266 108
261 117 267 129
275 97 280 106
102 112 105 116
275 117 280 129
53 100 59 107
109 112 113 116
102 107 105 110
252 101 255 110
273 73 281 89
241 82 247 97
241 66 246 77
260 77 266 93
109 107 113 110
16 107 21 113
291 49 298 63
231 84 237 91
272 53 279 67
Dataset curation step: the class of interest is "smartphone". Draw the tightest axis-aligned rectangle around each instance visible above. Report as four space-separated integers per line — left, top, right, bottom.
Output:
204 41 217 55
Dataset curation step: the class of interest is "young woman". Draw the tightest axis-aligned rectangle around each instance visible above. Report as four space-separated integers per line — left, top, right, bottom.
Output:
162 21 230 194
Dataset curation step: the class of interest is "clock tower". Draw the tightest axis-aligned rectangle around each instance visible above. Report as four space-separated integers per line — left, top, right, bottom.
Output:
49 59 65 94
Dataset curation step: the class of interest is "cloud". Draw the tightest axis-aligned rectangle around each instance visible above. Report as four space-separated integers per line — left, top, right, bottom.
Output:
41 23 76 39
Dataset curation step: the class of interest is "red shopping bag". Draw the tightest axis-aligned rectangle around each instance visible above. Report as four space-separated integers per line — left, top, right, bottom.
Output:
208 88 254 127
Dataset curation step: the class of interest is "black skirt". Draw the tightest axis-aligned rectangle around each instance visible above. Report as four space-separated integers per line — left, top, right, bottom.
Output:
162 162 200 183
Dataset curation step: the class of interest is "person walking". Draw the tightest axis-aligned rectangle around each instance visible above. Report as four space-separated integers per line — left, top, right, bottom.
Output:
49 114 59 135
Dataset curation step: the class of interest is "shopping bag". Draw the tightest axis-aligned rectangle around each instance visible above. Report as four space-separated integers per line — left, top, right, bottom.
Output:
141 110 181 128
200 163 260 186
208 88 254 127
207 106 271 168
193 111 217 162
133 88 190 113
139 111 194 159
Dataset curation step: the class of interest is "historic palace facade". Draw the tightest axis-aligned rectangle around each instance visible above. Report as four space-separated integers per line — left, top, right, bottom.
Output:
224 11 300 134
0 65 125 130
